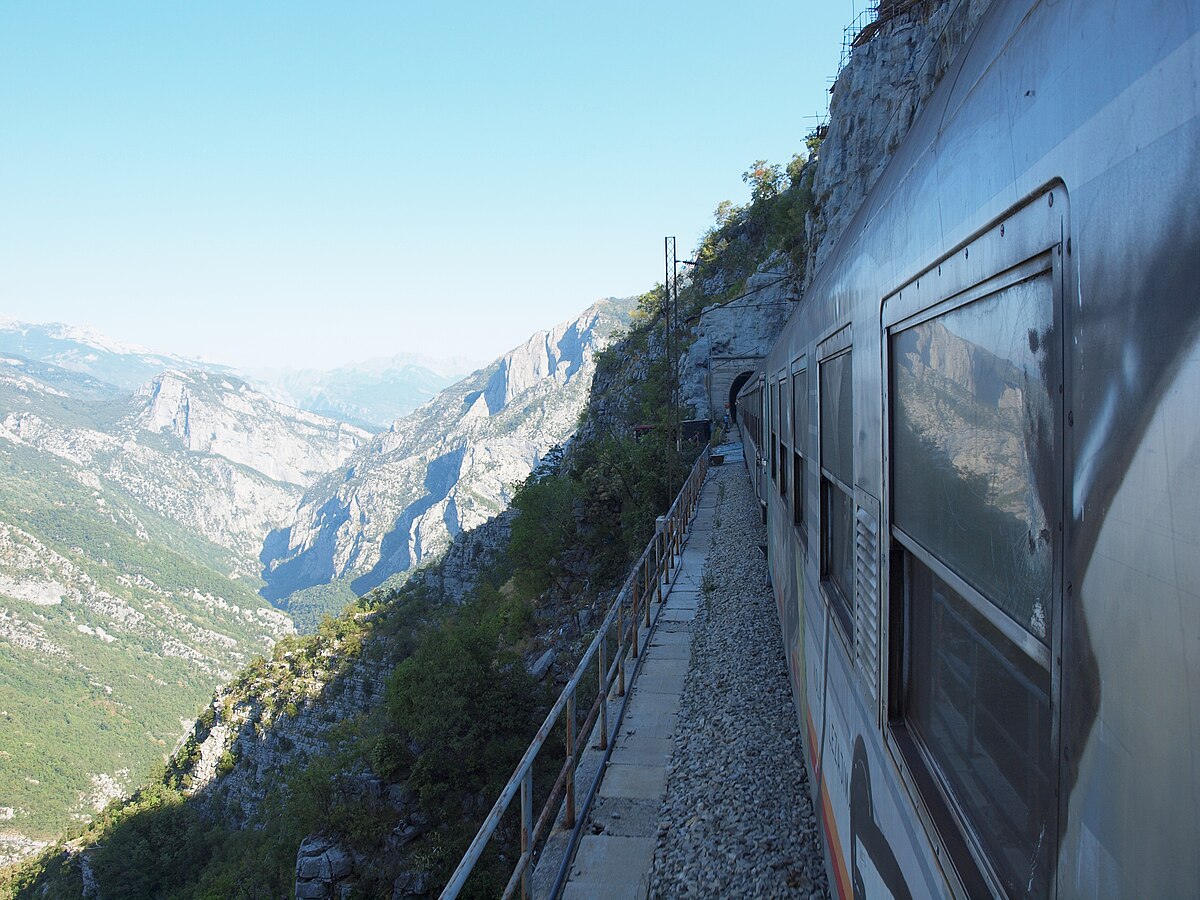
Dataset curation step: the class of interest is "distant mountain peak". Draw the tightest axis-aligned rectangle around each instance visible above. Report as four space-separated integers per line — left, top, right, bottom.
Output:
132 370 371 488
260 297 634 605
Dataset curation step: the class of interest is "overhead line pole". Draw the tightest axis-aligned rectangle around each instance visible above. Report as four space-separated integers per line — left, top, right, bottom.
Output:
664 236 677 501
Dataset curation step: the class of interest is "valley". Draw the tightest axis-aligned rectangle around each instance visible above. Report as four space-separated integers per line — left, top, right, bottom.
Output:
0 302 627 864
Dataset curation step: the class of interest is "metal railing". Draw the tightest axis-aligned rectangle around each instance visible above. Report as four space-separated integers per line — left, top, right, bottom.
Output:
440 449 710 899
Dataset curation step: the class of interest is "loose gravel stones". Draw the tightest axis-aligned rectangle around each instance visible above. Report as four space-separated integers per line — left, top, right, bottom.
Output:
650 465 829 898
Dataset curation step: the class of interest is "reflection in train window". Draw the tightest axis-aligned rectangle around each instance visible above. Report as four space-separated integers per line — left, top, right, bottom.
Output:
892 274 1056 641
770 380 778 482
792 368 807 534
779 376 789 498
820 349 853 636
890 272 1058 898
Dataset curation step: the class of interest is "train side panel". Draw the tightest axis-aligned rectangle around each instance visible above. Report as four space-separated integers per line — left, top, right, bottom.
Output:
748 0 1200 897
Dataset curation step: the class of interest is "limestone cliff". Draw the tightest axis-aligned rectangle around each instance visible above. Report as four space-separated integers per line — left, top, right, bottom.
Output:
260 298 632 603
134 370 370 487
803 0 994 288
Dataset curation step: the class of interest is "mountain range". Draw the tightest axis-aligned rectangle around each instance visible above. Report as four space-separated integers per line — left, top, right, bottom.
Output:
0 319 472 430
261 297 633 614
0 298 629 861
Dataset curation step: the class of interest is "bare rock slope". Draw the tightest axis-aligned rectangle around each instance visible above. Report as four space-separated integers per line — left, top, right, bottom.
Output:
262 298 633 602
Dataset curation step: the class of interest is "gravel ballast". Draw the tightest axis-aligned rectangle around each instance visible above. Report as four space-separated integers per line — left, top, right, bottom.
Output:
650 464 830 898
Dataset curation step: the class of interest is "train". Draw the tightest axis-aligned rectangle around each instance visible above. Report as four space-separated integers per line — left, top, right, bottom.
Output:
735 0 1200 896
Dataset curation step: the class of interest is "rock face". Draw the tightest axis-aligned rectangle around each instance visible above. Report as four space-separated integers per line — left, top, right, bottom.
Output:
134 370 370 486
681 255 798 422
803 0 994 288
1 361 369 569
294 836 354 899
261 298 632 602
180 627 395 822
410 508 515 606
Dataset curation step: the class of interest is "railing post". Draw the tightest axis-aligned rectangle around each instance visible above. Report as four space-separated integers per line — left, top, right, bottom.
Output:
520 770 533 900
653 533 662 621
630 582 640 659
597 631 608 750
565 691 576 829
617 638 626 699
616 602 626 696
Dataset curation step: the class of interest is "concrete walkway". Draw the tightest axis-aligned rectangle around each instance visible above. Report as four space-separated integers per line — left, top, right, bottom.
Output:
556 472 719 899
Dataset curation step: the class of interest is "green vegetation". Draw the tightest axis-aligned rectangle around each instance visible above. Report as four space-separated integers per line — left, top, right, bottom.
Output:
0 439 282 842
4 147 817 898
283 578 361 634
689 146 819 306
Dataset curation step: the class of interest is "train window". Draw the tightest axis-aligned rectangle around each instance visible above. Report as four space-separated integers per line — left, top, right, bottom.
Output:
890 272 1058 898
769 381 778 482
892 274 1055 641
791 368 807 532
778 376 789 498
819 349 853 636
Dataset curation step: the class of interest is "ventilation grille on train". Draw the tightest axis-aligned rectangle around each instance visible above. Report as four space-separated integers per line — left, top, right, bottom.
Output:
854 504 880 703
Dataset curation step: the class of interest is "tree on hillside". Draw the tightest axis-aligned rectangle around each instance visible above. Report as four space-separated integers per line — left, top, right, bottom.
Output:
742 159 786 203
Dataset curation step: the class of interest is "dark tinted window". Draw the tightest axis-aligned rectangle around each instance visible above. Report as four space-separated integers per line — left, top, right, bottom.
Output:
820 351 853 486
779 378 789 495
820 350 853 634
769 381 778 480
792 369 807 450
905 556 1053 898
792 368 807 530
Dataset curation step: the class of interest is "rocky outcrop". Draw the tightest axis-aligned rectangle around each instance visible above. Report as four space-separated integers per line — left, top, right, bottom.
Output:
261 298 632 603
181 637 392 822
681 254 798 421
0 359 370 569
804 0 994 289
135 370 370 486
294 836 354 899
410 509 515 606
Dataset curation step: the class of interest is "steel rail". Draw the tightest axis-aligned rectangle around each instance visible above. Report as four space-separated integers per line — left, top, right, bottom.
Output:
439 449 709 900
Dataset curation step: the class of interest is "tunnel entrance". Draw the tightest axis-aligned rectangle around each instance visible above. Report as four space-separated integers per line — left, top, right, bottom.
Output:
728 371 754 424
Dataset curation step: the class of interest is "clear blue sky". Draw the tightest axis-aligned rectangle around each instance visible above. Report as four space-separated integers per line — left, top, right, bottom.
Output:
0 1 853 370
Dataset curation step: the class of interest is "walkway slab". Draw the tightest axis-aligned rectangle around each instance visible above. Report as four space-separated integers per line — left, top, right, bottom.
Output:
608 737 672 767
638 656 689 679
563 835 655 900
644 640 690 660
537 470 722 900
587 796 660 838
599 762 667 799
661 605 697 623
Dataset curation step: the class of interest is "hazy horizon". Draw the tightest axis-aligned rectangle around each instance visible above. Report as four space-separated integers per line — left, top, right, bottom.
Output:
1 2 850 369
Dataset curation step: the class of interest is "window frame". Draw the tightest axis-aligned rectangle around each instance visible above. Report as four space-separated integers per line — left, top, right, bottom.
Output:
769 379 778 483
790 358 808 539
880 188 1068 900
817 332 854 642
777 372 789 498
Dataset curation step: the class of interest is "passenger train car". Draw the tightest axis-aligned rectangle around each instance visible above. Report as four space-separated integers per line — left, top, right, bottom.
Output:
736 0 1200 896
